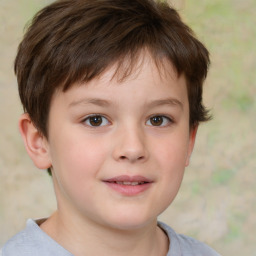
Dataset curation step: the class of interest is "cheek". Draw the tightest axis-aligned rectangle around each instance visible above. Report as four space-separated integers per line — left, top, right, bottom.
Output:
51 130 106 169
50 136 108 206
50 133 108 189
154 134 190 170
152 132 190 195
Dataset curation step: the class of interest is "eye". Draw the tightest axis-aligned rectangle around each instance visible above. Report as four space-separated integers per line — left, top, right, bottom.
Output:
83 115 110 127
146 115 172 127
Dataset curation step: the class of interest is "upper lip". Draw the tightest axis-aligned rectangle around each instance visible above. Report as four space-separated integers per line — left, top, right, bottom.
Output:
104 175 153 183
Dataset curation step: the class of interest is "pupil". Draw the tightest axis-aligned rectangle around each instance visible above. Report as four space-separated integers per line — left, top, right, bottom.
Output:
151 116 163 126
90 116 102 126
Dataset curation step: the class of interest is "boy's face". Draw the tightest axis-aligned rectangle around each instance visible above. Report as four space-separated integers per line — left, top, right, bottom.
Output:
43 54 196 230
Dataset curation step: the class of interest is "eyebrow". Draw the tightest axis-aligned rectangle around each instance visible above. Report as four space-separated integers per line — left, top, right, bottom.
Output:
69 97 183 110
146 98 183 110
69 98 111 108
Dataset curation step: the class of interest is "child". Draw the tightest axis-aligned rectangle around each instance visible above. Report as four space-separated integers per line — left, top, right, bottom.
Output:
1 0 220 255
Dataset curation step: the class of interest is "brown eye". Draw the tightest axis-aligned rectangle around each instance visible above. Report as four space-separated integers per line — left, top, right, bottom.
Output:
89 116 102 126
146 116 172 127
150 116 164 126
84 115 109 127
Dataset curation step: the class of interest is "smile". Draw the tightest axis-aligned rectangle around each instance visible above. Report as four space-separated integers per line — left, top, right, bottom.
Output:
103 175 153 196
114 181 147 186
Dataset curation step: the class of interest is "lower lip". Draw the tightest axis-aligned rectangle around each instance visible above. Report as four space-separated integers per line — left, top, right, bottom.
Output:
104 182 152 196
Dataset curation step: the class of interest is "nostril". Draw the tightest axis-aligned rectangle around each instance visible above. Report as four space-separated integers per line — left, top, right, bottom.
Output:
119 155 144 161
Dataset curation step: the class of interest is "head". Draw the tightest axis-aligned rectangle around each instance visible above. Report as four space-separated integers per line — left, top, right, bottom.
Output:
16 0 211 231
15 0 210 139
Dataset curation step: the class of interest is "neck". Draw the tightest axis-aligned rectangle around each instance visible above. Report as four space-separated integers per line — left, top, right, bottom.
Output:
40 211 169 256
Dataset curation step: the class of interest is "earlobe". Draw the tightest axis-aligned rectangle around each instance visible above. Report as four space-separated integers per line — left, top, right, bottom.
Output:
185 125 198 167
19 113 52 169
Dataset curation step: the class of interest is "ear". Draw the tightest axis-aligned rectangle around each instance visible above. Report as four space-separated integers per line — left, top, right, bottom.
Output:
19 113 52 169
185 125 198 167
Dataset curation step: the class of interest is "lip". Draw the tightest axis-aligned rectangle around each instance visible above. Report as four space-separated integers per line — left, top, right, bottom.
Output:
103 175 153 196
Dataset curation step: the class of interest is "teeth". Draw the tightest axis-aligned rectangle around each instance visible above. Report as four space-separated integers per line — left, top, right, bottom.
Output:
116 181 143 185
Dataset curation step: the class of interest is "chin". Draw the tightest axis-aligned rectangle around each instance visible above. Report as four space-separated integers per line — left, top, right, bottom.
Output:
104 212 156 231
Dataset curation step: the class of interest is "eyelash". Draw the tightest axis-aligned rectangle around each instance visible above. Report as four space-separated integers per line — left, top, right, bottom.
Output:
82 114 174 127
146 115 174 127
82 114 110 127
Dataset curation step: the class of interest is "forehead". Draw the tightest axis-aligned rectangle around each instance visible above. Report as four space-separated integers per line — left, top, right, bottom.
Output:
59 49 182 91
51 53 188 110
104 51 180 83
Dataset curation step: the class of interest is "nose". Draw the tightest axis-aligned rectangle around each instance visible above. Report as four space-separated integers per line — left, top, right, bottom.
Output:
112 125 148 163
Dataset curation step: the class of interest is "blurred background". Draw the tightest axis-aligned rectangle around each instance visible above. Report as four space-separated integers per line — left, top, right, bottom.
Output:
0 0 255 255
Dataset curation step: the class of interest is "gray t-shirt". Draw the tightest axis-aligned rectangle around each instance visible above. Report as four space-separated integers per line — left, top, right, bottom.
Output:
1 219 220 255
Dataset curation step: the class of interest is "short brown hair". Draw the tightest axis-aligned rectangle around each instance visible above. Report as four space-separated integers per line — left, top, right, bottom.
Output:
15 0 210 137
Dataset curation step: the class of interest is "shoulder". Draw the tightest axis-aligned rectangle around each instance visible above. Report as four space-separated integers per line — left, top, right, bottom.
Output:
1 219 72 256
1 221 33 256
174 233 221 256
158 222 221 256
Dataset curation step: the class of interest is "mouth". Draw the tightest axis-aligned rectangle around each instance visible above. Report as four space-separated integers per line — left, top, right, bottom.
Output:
103 175 153 196
104 175 152 184
111 181 148 186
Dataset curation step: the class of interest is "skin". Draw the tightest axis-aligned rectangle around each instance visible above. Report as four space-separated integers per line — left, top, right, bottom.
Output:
19 53 197 256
